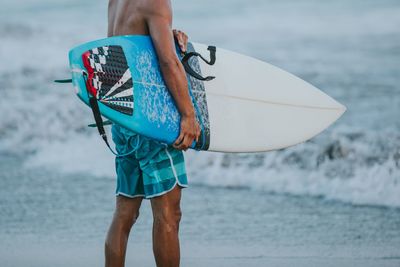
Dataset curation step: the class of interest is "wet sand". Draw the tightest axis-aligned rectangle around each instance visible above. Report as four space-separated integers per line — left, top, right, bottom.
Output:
1 157 399 267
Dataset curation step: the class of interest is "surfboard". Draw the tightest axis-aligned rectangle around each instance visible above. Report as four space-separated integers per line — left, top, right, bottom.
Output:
67 35 346 153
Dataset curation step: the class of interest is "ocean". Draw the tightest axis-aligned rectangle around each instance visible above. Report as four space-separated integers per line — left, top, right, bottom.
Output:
0 0 399 266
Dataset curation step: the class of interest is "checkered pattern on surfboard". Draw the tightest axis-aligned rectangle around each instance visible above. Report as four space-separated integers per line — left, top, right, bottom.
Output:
84 45 134 115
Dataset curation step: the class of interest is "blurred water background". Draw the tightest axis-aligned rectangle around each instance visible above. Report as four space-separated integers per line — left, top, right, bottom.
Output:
0 0 399 266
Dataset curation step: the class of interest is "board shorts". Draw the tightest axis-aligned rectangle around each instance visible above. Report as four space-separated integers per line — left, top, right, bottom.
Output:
111 124 188 199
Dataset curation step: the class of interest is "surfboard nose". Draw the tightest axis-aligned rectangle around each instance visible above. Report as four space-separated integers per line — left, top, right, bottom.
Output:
335 102 347 122
317 86 347 113
338 102 347 114
327 95 347 119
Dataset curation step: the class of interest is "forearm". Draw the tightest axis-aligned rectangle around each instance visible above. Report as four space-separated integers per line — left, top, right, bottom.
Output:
144 2 195 118
160 57 195 117
142 0 200 150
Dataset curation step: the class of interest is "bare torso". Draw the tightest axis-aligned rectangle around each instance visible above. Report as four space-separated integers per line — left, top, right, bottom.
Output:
108 0 150 37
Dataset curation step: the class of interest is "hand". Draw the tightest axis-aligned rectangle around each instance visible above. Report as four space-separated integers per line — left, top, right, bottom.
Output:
173 29 188 53
173 114 201 151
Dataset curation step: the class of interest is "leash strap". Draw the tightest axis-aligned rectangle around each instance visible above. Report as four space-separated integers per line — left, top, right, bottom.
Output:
84 73 137 157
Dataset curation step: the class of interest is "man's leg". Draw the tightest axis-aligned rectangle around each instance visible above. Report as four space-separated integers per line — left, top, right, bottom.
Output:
150 185 182 267
105 195 143 267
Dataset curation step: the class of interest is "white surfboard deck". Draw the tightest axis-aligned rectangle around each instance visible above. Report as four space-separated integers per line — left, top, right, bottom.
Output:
192 43 346 152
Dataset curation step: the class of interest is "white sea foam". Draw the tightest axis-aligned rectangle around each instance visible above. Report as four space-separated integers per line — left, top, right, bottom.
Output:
1 0 399 208
22 125 400 208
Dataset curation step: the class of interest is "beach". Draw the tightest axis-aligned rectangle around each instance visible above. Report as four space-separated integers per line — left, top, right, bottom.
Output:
0 0 400 266
1 154 400 266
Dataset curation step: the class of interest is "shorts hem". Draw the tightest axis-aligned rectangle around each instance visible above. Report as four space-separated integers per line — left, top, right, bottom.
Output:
115 192 146 199
115 182 188 199
145 180 188 199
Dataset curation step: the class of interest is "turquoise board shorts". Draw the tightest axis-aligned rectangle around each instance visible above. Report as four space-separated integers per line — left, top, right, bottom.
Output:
111 124 188 199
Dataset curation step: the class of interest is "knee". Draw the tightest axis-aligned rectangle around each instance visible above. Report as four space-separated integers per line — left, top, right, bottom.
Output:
114 209 140 230
153 206 182 233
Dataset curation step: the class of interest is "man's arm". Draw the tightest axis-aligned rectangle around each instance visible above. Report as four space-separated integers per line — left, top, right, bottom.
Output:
107 0 116 37
144 0 200 150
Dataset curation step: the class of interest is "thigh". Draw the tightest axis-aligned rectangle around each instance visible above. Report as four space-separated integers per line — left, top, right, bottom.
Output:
114 195 143 219
150 185 182 216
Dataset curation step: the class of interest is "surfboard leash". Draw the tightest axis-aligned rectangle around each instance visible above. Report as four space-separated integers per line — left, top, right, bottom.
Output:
55 75 139 157
82 73 139 157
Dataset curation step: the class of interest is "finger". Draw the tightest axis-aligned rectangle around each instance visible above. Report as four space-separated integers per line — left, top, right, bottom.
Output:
176 134 189 150
177 36 185 52
173 132 184 147
184 137 194 151
195 123 201 143
182 44 187 53
183 134 195 150
194 125 199 143
173 29 181 44
181 32 188 50
172 30 187 52
181 35 188 53
174 32 185 51
180 133 195 151
174 142 186 151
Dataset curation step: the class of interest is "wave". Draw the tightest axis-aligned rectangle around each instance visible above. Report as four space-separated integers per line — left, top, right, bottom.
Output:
17 124 400 208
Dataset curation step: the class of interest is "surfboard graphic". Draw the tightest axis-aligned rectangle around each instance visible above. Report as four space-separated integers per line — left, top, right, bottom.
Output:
82 45 134 115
